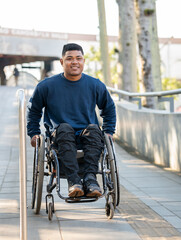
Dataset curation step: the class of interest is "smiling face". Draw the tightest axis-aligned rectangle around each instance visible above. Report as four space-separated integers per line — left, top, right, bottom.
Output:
60 50 85 81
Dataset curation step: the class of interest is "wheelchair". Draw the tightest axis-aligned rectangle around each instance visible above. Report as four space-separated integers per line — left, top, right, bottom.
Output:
31 131 120 221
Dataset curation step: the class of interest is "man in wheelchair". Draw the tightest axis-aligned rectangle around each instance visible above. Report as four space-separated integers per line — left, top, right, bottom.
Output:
27 43 116 199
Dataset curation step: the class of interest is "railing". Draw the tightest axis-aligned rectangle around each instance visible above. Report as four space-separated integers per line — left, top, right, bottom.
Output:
107 87 181 112
17 89 27 240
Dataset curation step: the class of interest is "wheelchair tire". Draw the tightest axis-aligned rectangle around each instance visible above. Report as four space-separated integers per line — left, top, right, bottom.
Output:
111 142 120 206
31 143 38 209
110 138 120 207
31 134 45 214
48 202 53 221
105 134 120 208
105 202 114 219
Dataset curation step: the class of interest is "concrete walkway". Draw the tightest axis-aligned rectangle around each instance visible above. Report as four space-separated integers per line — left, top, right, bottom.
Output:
0 86 181 240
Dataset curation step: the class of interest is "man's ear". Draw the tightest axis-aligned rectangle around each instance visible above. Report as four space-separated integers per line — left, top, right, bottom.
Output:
60 58 63 66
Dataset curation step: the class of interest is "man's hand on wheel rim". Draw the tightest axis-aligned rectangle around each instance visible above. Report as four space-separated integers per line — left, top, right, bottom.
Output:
31 135 39 147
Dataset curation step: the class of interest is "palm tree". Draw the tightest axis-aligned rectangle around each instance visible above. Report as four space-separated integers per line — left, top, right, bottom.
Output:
116 0 137 92
135 0 162 108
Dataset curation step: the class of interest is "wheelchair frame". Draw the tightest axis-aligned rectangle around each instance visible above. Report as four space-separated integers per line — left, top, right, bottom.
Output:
31 132 120 220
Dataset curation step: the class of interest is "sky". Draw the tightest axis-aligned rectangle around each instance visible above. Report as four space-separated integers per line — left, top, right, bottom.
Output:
0 0 181 38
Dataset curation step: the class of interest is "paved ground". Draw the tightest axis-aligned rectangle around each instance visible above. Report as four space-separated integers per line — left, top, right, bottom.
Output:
0 85 181 240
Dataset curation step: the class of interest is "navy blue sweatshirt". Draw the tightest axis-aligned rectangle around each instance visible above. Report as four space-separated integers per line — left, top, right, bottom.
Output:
27 73 116 138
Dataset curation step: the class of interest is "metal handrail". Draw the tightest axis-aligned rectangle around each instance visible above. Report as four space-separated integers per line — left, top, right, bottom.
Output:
107 86 181 97
17 89 27 240
107 87 181 112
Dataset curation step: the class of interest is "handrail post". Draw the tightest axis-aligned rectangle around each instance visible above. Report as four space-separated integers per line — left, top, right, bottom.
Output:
17 89 27 240
129 96 142 109
158 96 174 112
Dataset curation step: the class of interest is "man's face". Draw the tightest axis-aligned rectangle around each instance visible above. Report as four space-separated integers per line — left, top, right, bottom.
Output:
60 50 85 80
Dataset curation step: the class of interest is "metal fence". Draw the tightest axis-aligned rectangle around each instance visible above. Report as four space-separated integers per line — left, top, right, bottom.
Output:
107 87 181 112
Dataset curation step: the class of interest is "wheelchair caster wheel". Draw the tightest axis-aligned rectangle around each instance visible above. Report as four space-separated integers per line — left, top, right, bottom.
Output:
48 202 53 221
105 202 114 219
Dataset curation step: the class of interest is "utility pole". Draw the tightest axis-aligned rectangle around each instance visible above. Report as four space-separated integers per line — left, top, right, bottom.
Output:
97 0 111 86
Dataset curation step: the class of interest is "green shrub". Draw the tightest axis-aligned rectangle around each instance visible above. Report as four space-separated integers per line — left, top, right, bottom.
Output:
162 78 181 91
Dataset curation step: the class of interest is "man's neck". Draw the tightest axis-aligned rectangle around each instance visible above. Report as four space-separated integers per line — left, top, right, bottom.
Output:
63 73 82 81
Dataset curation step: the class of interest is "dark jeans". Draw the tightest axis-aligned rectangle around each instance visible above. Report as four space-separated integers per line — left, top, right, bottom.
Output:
53 123 104 184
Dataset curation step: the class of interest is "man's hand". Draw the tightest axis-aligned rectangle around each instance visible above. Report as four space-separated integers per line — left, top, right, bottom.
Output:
31 135 39 147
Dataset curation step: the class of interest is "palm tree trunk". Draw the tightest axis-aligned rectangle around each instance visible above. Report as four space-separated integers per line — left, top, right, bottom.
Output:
97 0 111 86
116 0 137 93
136 0 161 108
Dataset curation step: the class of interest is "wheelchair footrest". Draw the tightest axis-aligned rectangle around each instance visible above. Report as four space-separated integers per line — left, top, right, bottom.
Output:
65 196 98 204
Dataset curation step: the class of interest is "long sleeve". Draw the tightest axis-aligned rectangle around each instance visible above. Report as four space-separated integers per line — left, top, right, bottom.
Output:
96 81 116 135
27 85 46 138
27 73 116 137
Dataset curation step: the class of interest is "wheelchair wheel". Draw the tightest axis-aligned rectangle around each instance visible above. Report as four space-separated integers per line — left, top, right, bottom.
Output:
110 137 120 207
31 134 45 214
48 202 53 221
104 134 120 208
105 202 114 219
